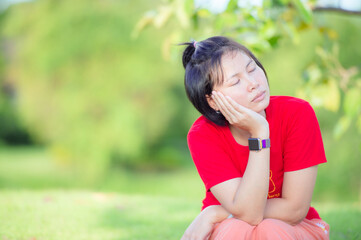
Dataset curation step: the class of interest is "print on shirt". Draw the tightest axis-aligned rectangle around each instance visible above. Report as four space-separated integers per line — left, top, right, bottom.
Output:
268 170 280 198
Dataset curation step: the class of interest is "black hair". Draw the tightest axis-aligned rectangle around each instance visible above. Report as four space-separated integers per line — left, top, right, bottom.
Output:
180 36 268 126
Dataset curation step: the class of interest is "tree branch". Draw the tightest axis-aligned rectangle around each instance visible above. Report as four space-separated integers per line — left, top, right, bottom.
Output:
313 7 361 16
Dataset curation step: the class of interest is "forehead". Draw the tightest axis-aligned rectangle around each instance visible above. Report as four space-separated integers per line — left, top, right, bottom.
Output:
211 50 252 87
221 51 251 71
219 51 252 81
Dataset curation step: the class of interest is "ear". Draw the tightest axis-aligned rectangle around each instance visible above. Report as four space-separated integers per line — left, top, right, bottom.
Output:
206 94 219 111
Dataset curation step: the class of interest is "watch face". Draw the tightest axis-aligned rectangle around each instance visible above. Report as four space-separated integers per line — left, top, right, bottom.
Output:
248 138 261 150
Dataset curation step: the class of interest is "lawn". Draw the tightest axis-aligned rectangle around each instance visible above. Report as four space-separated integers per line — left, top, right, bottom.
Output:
0 147 360 240
1 191 360 240
0 190 199 240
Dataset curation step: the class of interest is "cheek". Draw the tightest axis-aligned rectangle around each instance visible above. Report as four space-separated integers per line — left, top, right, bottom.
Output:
231 91 249 106
253 70 262 79
256 70 268 84
219 89 245 104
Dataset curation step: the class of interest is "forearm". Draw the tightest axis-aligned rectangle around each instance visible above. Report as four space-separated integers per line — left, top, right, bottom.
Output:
204 150 270 226
231 148 270 223
263 198 308 225
210 92 271 224
204 205 231 223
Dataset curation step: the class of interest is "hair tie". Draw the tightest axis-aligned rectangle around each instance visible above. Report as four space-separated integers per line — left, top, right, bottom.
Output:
193 41 198 48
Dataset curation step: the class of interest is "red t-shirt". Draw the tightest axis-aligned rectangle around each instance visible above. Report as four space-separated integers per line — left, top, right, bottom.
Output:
187 96 327 220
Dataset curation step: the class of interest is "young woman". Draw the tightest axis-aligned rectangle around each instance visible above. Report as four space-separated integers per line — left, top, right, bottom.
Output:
180 36 329 240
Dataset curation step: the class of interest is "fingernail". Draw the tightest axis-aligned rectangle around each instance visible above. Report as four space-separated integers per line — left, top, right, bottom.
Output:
212 91 216 95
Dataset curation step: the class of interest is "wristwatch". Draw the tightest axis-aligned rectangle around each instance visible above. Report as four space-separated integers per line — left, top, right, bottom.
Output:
248 138 271 151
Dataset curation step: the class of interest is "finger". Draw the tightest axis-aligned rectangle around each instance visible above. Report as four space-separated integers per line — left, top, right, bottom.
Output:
211 91 228 115
225 96 250 115
216 92 242 122
218 92 240 114
212 91 235 120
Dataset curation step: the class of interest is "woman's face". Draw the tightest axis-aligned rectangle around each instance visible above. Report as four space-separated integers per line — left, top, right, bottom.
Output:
212 50 270 115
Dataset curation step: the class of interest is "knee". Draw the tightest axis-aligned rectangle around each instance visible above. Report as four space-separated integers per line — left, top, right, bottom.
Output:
256 219 285 233
255 219 293 238
258 219 281 227
221 218 255 229
211 218 255 239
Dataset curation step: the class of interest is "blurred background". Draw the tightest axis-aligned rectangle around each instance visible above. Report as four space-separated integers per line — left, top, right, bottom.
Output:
0 0 360 239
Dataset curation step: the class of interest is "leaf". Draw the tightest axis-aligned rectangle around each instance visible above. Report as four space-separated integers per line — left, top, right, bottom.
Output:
279 0 292 4
305 64 322 84
344 88 361 118
153 5 173 28
292 0 313 24
184 0 195 13
197 8 211 17
315 46 328 60
260 21 277 39
131 11 156 39
323 80 340 112
262 0 273 8
226 0 239 13
357 116 361 134
333 116 351 139
267 35 281 48
161 31 180 60
191 12 199 29
307 79 340 112
175 0 190 28
327 28 338 40
219 12 238 28
282 21 300 44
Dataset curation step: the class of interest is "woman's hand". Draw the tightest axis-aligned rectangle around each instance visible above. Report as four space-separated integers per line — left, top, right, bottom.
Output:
181 205 228 240
212 91 269 138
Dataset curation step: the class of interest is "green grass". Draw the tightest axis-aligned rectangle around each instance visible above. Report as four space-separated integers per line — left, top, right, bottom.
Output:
314 202 361 240
0 147 360 239
0 190 199 240
0 191 360 240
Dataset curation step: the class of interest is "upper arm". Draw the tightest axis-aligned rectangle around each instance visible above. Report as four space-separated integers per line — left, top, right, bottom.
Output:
210 178 265 225
282 165 318 217
283 101 327 171
210 178 241 213
188 129 241 192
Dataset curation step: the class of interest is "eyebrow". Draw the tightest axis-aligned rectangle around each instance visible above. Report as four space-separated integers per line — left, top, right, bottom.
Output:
226 59 254 82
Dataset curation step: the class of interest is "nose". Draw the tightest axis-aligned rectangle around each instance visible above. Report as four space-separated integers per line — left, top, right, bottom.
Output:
246 76 259 92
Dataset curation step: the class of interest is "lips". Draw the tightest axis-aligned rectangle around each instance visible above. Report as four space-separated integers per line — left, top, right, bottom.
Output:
252 91 266 102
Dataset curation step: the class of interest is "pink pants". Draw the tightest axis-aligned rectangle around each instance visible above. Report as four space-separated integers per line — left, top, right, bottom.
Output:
210 218 329 240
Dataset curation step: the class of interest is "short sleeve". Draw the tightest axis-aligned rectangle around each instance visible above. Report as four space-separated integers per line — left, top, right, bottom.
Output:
187 126 241 191
283 101 327 171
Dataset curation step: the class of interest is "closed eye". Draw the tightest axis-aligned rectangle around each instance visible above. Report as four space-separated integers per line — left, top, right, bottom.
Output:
248 62 257 73
249 67 256 73
232 79 240 86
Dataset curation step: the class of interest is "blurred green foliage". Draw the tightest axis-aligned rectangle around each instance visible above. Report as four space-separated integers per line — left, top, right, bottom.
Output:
0 3 360 238
0 12 31 145
136 0 361 139
0 0 196 179
132 0 361 201
0 0 360 197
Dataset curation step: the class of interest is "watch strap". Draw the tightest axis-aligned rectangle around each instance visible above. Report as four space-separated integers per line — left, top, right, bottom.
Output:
261 139 271 149
248 138 270 151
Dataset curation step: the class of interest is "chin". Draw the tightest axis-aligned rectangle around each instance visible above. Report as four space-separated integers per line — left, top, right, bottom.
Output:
254 97 270 113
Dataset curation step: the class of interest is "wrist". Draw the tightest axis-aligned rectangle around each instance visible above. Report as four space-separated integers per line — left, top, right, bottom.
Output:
251 124 269 138
203 205 230 224
251 130 269 139
248 138 271 151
